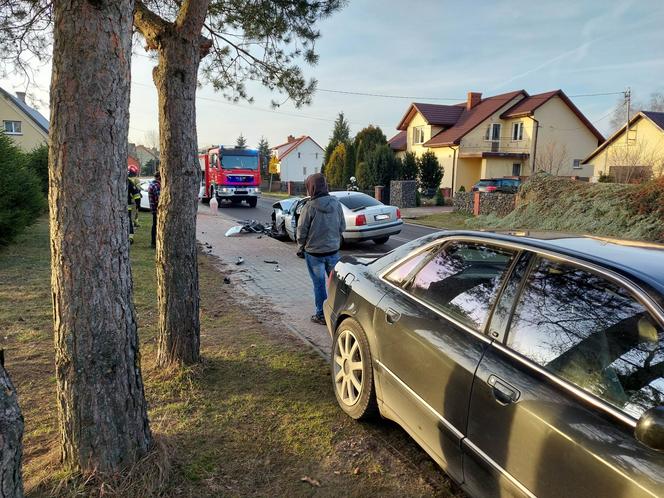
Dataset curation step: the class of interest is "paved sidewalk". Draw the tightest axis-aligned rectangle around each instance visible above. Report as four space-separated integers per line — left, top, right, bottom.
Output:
197 211 332 357
400 206 453 218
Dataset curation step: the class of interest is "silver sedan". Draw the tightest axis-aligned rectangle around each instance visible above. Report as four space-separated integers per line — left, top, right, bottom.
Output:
271 191 403 245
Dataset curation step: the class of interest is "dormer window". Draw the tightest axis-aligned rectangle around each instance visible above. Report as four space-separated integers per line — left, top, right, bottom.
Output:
412 126 425 144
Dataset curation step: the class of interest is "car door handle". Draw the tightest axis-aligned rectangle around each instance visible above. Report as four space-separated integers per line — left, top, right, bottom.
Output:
488 375 520 405
385 308 401 324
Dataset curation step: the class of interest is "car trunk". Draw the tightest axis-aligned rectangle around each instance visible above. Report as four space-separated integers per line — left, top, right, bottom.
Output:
356 205 395 227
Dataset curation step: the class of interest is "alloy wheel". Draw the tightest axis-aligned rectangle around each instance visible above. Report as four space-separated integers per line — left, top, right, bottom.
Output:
333 329 364 406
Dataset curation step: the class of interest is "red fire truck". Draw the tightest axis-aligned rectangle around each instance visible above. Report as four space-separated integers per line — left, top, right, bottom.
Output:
199 146 261 207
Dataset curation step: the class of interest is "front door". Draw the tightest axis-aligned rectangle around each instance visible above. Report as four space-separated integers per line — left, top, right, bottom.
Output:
464 255 664 497
373 240 518 482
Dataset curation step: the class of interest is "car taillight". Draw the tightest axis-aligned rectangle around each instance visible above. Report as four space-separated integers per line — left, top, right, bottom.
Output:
486 186 497 192
396 208 401 219
355 214 367 226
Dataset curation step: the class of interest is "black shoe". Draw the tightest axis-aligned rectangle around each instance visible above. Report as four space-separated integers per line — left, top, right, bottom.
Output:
310 314 326 325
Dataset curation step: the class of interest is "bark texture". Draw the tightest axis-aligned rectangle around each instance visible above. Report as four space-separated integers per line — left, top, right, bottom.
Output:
0 353 24 498
49 0 152 473
136 0 210 366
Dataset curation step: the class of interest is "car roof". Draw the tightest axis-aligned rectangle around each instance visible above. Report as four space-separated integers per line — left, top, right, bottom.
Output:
433 230 664 298
329 191 372 198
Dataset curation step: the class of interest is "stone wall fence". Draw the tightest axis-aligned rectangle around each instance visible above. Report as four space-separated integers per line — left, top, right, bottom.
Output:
389 180 417 208
453 191 516 216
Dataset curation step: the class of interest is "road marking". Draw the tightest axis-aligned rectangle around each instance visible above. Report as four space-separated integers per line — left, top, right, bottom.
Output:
392 236 410 242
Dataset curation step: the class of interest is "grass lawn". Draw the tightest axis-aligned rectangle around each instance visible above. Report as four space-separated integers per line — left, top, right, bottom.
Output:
0 214 460 497
410 211 477 230
262 190 292 199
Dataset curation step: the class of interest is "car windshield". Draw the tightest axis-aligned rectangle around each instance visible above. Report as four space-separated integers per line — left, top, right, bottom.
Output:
477 180 497 186
221 154 259 170
338 193 382 211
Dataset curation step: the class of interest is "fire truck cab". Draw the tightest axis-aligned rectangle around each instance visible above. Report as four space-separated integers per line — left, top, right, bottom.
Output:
200 146 261 208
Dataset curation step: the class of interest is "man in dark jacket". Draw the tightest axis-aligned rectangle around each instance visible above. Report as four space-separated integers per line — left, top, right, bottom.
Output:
297 173 346 324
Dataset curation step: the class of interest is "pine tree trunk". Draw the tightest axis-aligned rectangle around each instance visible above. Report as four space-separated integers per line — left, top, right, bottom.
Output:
153 34 203 366
0 353 24 497
49 0 152 473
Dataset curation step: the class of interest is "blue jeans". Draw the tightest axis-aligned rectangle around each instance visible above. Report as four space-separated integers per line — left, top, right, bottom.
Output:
305 252 340 316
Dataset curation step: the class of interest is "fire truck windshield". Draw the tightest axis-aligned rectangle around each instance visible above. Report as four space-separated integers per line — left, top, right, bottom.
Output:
220 155 258 170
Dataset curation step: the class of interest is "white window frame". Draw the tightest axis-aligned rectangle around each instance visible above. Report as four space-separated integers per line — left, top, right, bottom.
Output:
485 123 501 141
412 126 425 145
511 122 524 141
3 120 22 135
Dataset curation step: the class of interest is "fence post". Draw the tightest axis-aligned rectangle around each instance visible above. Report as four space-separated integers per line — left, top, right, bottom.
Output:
374 185 384 202
287 181 293 196
473 191 481 216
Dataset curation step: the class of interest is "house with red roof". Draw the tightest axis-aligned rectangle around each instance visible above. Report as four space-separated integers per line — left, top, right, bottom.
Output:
271 135 324 182
388 90 604 192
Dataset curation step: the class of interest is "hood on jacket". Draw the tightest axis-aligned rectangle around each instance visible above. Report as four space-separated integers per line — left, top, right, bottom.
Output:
305 173 329 198
309 194 337 214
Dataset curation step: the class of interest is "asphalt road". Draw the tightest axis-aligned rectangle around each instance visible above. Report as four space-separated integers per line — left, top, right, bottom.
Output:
206 195 440 255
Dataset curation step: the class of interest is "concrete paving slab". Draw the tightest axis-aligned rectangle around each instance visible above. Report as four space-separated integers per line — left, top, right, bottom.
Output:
197 211 332 357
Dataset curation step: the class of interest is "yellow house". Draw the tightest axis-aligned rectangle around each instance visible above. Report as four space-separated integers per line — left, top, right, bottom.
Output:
582 111 664 182
0 87 49 151
388 90 604 192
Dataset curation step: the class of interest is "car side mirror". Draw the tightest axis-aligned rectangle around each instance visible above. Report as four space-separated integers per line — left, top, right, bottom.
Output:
635 406 664 451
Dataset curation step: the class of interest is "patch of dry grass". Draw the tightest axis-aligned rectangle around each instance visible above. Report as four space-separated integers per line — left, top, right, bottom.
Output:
1 214 461 498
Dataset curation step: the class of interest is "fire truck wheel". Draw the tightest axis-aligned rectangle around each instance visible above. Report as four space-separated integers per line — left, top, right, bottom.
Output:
248 198 257 208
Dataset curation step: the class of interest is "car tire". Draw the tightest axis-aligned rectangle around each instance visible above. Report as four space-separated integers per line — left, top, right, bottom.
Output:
248 197 257 208
332 318 378 420
373 236 390 245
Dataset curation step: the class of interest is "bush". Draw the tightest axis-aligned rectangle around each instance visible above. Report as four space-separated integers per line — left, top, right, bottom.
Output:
435 188 445 206
415 190 421 207
365 144 398 188
418 151 443 192
458 185 466 192
355 161 369 189
25 144 48 194
324 142 346 188
0 133 46 246
401 152 418 181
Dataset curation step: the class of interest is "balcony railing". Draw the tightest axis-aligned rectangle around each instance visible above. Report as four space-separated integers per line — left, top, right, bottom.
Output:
460 139 531 156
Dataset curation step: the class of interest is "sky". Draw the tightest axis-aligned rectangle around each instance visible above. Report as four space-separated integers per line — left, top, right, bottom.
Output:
2 0 664 150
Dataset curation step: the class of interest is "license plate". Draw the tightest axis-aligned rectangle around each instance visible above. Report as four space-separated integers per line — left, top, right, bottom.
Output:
235 190 247 195
375 214 390 220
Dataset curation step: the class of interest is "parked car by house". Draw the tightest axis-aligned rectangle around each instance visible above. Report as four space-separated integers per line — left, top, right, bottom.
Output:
324 230 664 497
471 178 521 193
271 191 403 245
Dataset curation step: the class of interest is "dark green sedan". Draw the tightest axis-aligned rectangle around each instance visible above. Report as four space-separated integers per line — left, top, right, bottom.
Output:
323 230 664 497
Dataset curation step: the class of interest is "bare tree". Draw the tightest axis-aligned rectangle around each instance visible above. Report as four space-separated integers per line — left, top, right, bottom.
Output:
609 91 664 133
144 128 160 150
605 139 664 183
535 142 569 176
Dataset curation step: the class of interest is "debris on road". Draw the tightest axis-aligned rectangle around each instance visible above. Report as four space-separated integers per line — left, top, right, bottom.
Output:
236 257 244 265
274 265 281 272
223 277 231 284
225 220 271 237
263 260 279 264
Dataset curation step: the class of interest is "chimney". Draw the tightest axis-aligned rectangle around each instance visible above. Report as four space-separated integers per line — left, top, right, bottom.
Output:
467 92 482 110
287 134 295 143
16 92 26 103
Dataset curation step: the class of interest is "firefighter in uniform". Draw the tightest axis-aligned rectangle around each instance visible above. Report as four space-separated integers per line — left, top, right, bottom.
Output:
127 165 141 243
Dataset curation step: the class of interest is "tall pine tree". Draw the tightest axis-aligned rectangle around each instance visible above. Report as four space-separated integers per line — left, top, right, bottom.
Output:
236 133 248 149
323 112 350 171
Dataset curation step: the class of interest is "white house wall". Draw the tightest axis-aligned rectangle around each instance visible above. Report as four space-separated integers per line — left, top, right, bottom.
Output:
279 139 324 182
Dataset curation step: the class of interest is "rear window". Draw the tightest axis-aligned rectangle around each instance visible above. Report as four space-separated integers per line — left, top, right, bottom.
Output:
337 193 382 210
